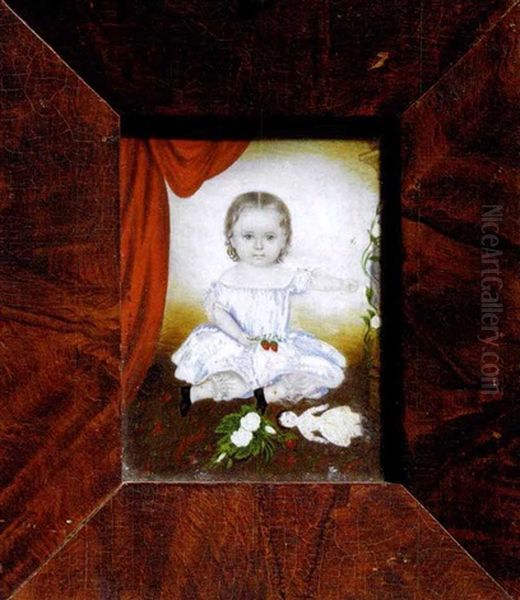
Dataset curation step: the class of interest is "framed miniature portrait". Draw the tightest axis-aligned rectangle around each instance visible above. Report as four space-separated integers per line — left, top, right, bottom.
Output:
3 2 516 598
123 120 397 483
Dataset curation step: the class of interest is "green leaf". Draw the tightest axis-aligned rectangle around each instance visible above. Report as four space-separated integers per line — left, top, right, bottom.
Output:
234 447 251 460
215 417 240 434
215 425 230 435
218 440 232 454
222 413 242 425
264 439 275 457
228 445 241 458
263 445 274 463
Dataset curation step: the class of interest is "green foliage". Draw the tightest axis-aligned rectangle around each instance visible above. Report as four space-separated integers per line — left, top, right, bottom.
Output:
360 205 381 370
209 405 289 468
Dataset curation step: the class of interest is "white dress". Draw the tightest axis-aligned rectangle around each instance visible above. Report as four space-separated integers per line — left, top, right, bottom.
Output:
171 268 346 403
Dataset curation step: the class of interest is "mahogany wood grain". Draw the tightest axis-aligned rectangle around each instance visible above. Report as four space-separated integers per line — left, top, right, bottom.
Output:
401 5 520 596
13 483 510 599
0 2 121 597
4 0 517 118
1 0 518 596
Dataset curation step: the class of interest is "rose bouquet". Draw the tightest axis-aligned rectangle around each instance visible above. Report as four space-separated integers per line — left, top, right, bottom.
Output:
210 405 286 468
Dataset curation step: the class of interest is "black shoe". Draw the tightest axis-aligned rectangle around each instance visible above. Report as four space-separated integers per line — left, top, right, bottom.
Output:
180 386 192 417
254 388 267 415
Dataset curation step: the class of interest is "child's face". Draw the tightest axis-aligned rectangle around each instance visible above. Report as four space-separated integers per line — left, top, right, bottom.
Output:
231 207 286 267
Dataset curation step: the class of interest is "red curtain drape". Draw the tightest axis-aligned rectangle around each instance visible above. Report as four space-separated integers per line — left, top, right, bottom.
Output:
120 139 249 404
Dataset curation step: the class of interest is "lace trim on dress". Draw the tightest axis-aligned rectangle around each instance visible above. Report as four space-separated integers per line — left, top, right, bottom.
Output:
210 372 248 401
209 268 315 292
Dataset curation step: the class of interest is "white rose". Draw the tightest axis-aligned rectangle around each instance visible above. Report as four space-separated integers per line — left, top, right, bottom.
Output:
240 412 261 432
370 315 381 329
265 425 276 435
230 428 253 447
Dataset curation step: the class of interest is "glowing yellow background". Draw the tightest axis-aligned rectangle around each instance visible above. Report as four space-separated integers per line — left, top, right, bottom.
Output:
160 139 379 367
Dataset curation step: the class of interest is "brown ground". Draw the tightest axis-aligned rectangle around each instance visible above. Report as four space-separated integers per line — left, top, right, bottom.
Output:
124 354 381 482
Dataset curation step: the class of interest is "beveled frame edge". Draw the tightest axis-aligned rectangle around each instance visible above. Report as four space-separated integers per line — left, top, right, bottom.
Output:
2 0 517 595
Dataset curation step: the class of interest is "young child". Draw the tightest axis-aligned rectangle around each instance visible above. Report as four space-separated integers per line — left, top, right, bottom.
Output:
172 191 358 416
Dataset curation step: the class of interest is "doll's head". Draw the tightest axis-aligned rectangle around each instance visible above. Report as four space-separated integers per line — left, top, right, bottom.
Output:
278 410 298 428
224 192 292 266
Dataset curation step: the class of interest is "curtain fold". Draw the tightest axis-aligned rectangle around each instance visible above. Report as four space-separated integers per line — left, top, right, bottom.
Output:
120 138 249 404
148 139 249 198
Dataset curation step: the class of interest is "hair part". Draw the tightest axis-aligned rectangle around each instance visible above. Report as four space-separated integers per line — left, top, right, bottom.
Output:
224 191 292 262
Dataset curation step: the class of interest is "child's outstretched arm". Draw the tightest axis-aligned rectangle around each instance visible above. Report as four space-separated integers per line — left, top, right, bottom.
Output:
212 306 254 347
308 270 358 293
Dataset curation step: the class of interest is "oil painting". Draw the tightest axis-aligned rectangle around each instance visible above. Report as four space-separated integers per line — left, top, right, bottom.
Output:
125 138 381 481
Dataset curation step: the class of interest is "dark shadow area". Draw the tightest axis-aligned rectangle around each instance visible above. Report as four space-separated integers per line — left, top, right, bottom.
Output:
122 115 387 140
379 119 409 483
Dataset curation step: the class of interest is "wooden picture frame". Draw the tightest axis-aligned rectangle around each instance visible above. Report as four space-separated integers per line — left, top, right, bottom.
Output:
1 1 518 597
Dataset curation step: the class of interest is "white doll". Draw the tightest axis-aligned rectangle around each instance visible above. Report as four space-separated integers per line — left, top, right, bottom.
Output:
171 191 358 416
278 404 363 447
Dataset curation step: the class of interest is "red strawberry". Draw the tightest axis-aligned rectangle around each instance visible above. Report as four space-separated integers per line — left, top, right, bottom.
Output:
270 341 278 352
261 339 270 351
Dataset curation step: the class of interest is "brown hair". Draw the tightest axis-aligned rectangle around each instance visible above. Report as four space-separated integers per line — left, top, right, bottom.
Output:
224 191 292 262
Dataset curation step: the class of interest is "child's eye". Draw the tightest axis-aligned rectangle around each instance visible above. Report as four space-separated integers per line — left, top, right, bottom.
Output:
265 234 276 241
243 234 253 240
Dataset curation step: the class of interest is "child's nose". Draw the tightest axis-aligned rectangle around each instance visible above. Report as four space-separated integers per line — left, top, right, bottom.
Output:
255 237 264 249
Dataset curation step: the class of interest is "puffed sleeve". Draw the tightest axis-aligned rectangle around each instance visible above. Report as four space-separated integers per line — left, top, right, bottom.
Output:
288 268 314 295
203 281 231 320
